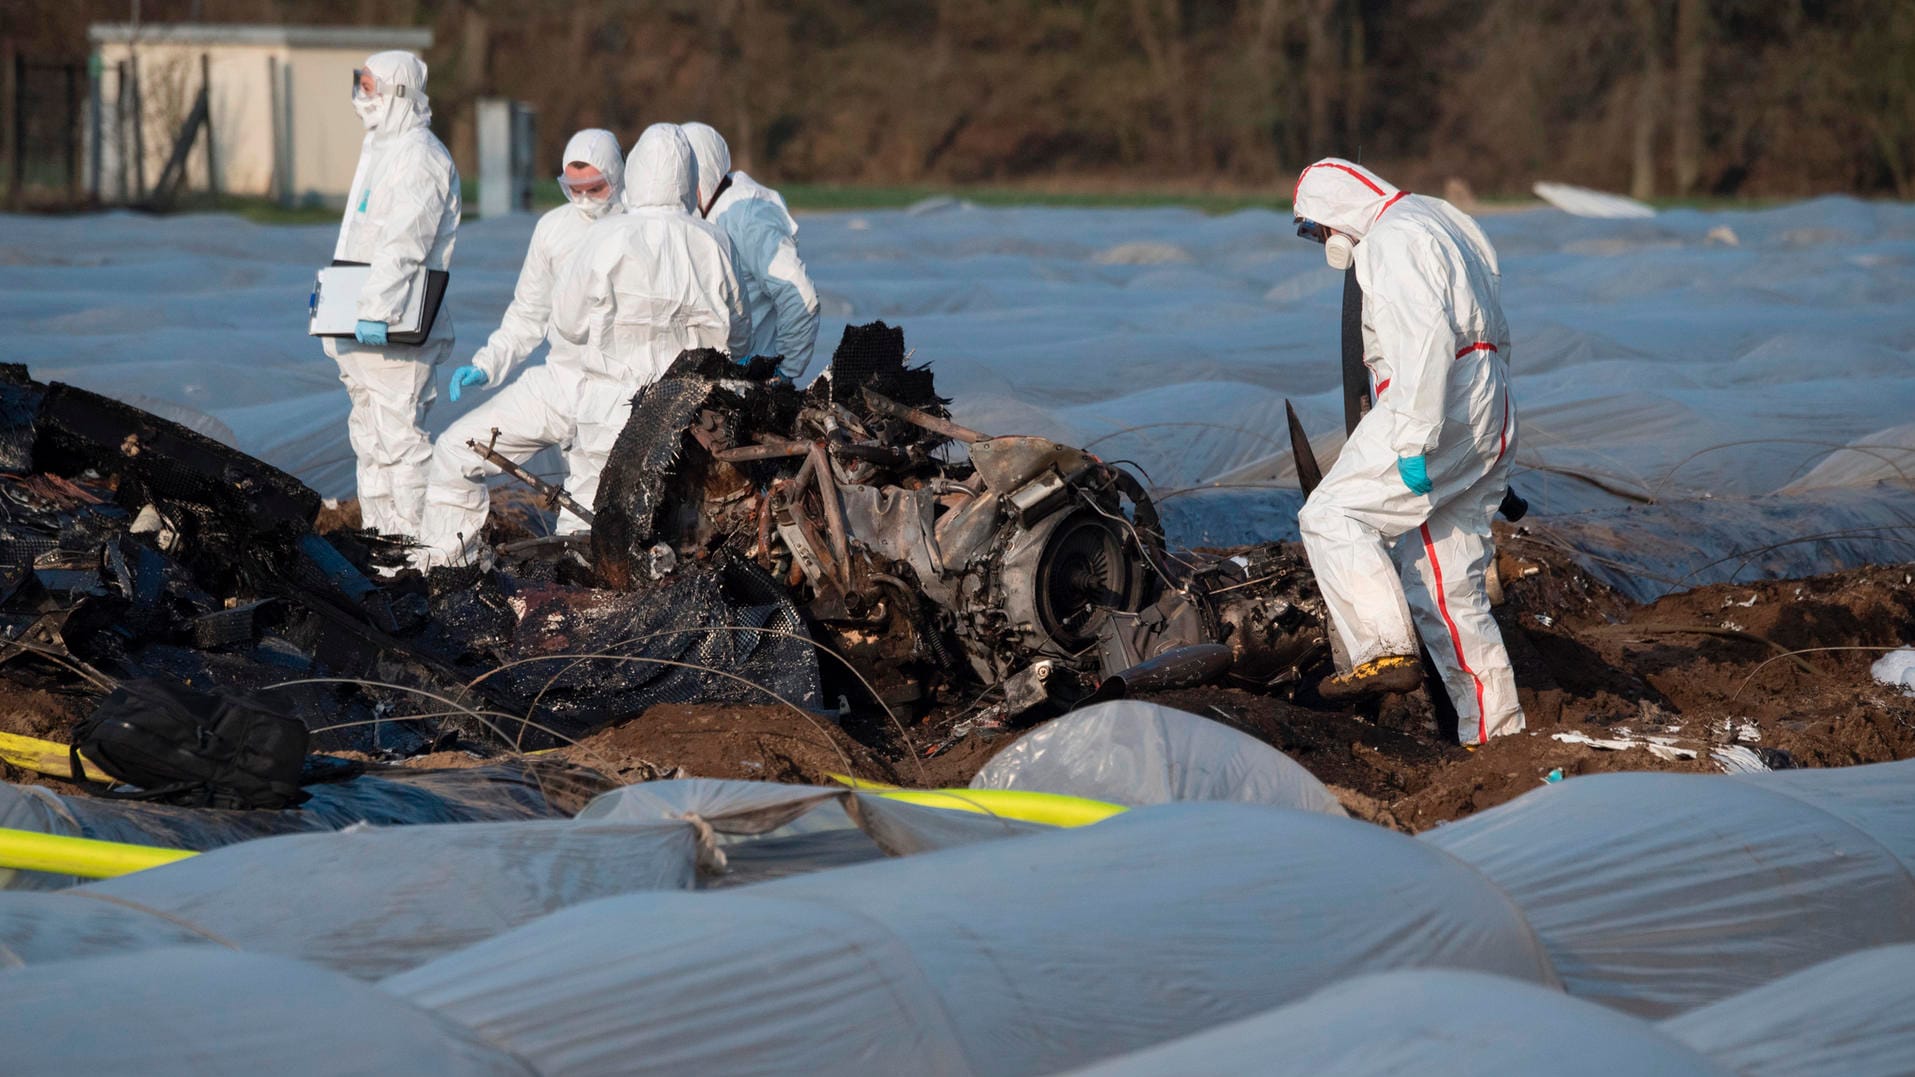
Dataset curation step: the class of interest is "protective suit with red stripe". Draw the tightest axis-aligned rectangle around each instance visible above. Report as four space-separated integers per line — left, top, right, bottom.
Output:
1292 158 1524 743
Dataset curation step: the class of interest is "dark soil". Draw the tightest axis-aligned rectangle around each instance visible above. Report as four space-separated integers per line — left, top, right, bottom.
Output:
549 702 912 788
7 524 1910 832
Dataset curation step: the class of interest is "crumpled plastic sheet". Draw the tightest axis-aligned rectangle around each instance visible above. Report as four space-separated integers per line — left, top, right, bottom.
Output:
0 778 1046 977
578 777 1051 885
968 701 1344 814
1659 943 1915 1077
0 819 698 979
382 802 1557 1077
0 759 610 891
1065 969 1728 1077
0 948 538 1077
1420 759 1915 1016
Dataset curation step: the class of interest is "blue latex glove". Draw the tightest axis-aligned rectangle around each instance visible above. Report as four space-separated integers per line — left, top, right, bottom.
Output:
449 365 489 403
1397 455 1433 495
354 319 388 346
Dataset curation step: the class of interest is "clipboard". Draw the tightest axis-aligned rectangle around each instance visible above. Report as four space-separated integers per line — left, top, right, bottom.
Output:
308 260 450 347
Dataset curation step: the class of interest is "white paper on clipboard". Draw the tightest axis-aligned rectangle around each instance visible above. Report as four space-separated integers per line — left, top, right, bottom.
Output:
308 265 429 337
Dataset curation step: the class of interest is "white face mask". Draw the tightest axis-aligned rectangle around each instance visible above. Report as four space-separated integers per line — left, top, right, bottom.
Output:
572 194 617 220
1325 233 1356 271
353 94 384 131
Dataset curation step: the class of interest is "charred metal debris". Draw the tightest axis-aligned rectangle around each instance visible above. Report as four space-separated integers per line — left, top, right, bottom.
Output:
0 362 817 760
584 323 1329 732
0 324 1327 772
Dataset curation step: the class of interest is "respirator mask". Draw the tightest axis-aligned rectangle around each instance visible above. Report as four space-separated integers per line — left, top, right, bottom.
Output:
352 93 385 131
559 170 618 219
1296 217 1355 271
351 68 410 131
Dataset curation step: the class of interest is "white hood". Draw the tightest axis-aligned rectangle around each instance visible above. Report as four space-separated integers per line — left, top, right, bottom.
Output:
362 50 432 139
1292 158 1400 243
561 128 625 206
621 123 697 213
681 122 731 213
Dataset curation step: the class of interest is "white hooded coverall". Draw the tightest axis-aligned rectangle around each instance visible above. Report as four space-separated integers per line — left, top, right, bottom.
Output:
327 50 460 538
415 124 747 567
415 129 625 563
682 122 822 380
1292 158 1524 744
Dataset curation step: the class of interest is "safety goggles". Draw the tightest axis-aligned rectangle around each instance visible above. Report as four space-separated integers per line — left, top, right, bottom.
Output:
1295 218 1329 244
351 69 412 100
557 172 614 200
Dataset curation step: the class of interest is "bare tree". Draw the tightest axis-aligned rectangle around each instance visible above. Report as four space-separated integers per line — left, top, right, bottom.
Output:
1130 0 1195 165
1671 0 1705 195
1628 0 1662 200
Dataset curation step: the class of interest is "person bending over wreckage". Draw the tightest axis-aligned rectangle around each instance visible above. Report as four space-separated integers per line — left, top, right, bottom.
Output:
1292 157 1524 745
412 123 748 570
415 128 626 563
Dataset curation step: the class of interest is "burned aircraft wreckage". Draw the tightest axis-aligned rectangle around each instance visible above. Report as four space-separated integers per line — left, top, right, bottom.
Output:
0 324 1329 767
587 323 1328 724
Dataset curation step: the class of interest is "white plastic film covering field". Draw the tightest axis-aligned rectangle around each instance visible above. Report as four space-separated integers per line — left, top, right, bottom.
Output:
2 197 1910 555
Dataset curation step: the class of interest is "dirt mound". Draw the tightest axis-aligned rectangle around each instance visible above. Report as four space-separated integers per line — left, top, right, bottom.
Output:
1498 537 1915 761
896 547 1914 832
549 703 911 787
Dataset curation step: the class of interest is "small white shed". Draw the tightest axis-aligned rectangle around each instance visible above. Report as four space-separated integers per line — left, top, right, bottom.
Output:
88 23 434 207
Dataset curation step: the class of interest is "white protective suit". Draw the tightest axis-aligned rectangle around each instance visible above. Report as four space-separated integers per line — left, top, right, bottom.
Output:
326 50 460 537
1292 158 1524 744
415 130 624 563
415 124 746 567
682 122 821 380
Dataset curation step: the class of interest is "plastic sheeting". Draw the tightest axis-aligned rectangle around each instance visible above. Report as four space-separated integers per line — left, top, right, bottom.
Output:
1421 761 1915 1016
0 759 604 890
1531 182 1657 219
1065 969 1726 1076
0 948 536 1076
6 198 1914 558
1512 484 1915 602
1744 759 1915 872
1660 944 1915 1077
47 820 691 978
582 777 1060 852
969 702 1342 814
0 891 216 967
579 777 1052 868
1076 944 1915 1077
385 803 1556 1076
388 891 975 1075
0 779 1048 976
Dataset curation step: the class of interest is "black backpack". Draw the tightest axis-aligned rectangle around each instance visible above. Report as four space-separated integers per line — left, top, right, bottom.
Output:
71 679 311 810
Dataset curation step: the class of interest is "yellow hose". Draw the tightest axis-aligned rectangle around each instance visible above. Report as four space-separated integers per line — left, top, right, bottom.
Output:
827 773 900 791
0 827 198 879
0 730 111 783
827 773 1126 827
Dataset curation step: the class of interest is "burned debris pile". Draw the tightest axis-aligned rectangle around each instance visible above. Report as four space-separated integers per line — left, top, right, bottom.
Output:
1 323 1333 818
585 323 1331 728
0 361 817 774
